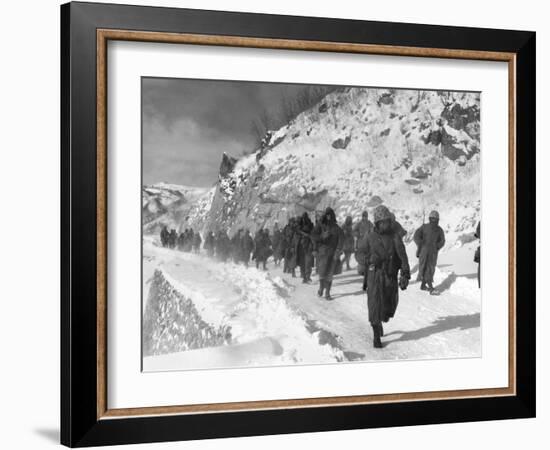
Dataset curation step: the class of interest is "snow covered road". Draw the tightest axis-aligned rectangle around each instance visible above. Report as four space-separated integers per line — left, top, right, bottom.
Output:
142 238 480 372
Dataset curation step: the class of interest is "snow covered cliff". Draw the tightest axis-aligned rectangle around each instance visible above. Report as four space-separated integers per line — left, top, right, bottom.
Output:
146 87 481 248
194 87 480 247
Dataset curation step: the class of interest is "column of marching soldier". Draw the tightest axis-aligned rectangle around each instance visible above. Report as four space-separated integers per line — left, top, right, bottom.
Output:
158 206 480 349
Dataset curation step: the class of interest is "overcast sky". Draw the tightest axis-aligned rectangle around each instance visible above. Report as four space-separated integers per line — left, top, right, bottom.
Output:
142 77 322 187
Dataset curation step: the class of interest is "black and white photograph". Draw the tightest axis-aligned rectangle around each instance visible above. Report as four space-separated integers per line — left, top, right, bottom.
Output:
0 0 541 447
141 78 482 372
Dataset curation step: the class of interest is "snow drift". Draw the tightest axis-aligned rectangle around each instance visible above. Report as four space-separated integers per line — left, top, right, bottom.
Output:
142 243 345 370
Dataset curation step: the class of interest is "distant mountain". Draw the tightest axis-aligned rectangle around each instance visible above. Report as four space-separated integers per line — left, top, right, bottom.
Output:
142 182 213 234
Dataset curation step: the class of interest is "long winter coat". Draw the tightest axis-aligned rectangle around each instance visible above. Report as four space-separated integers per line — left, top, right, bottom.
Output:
192 233 202 251
160 227 169 247
342 223 355 254
184 230 194 252
254 234 272 262
296 219 314 275
357 228 410 325
231 233 243 262
283 225 299 270
215 233 231 261
204 233 215 255
168 230 177 248
272 229 283 260
241 233 255 262
353 219 374 244
312 222 344 281
413 223 445 284
474 221 480 288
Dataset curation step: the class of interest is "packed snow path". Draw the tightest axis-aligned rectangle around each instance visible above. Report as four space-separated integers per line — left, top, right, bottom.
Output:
142 239 480 371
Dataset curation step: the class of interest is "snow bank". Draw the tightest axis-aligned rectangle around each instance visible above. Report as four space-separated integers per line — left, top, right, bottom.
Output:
142 244 344 370
142 269 232 357
213 263 345 364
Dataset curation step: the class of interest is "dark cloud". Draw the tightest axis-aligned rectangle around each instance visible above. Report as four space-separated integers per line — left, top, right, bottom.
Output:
142 77 324 187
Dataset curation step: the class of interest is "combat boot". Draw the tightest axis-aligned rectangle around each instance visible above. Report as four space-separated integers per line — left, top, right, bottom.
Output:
317 280 325 297
372 324 382 348
325 281 332 300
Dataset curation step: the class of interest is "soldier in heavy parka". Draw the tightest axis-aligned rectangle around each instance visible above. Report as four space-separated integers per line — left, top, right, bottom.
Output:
271 222 283 266
283 218 299 277
413 210 445 294
192 232 202 254
311 207 344 300
254 228 272 270
160 225 169 247
231 229 243 263
204 231 215 257
474 221 480 288
353 211 374 275
241 229 255 267
296 212 314 283
168 229 177 249
342 215 355 271
215 230 231 262
356 205 410 348
353 211 374 247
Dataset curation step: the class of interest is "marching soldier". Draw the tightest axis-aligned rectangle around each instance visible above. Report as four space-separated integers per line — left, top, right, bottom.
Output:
296 212 314 283
241 229 255 266
168 229 177 248
192 231 202 254
311 207 344 300
413 210 445 294
160 225 169 247
342 216 355 271
474 221 480 288
353 211 374 246
356 205 410 348
215 230 231 262
204 231 215 257
254 228 272 270
272 222 283 266
353 211 374 275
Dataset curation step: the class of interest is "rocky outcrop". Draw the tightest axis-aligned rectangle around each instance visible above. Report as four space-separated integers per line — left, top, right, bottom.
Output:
331 135 351 149
442 103 480 137
219 152 238 178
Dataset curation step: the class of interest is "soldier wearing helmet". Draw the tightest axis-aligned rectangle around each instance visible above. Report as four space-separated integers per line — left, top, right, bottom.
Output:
356 205 410 348
311 207 344 300
413 210 446 293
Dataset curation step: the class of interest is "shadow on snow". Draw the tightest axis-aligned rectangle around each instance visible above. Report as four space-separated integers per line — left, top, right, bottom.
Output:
384 313 480 345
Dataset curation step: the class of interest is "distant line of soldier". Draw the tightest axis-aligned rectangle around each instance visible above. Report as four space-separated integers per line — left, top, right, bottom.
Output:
158 206 480 349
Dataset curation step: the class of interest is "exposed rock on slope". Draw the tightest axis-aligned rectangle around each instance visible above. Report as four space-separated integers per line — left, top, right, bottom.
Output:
192 88 480 247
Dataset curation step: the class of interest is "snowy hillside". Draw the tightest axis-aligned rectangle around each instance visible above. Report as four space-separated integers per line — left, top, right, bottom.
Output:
142 182 214 234
188 88 480 248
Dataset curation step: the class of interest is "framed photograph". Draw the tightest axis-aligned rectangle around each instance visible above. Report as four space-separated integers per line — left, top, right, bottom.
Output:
61 1 535 447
